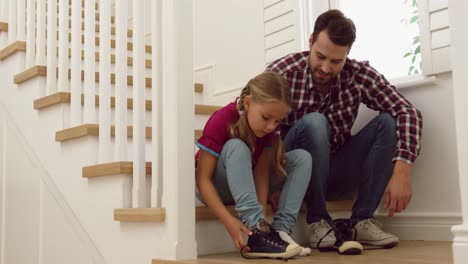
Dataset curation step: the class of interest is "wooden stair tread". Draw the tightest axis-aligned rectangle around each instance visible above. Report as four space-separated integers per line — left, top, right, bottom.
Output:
55 124 152 142
83 161 152 178
0 41 152 67
0 41 26 61
195 201 353 222
71 49 152 68
66 22 133 38
0 22 7 32
111 202 352 223
67 34 152 53
114 208 165 222
14 65 152 87
55 123 203 142
33 91 212 113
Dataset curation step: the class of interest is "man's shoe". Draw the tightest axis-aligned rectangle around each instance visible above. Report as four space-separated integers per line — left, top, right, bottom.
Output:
308 219 336 249
353 218 399 248
308 219 363 255
241 220 301 260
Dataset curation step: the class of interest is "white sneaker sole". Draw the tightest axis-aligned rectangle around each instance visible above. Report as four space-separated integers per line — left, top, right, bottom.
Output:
243 245 302 259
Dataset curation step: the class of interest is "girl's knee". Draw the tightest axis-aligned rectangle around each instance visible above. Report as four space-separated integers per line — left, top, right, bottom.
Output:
223 138 250 153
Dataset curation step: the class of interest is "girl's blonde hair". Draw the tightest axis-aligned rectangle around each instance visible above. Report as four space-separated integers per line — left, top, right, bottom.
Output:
230 71 291 177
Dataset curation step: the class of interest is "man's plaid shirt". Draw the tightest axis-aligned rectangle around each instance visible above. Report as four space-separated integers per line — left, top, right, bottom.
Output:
266 51 423 165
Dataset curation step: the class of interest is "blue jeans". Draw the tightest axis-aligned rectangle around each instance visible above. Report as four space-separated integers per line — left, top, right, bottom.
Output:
283 113 397 224
197 138 312 234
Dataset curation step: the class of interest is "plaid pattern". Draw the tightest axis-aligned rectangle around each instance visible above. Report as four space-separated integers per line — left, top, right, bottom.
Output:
266 51 423 164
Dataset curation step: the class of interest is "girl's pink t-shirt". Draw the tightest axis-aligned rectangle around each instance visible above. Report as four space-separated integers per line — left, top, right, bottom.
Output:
195 101 275 167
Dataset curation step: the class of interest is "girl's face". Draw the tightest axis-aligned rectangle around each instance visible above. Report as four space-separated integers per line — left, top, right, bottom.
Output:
243 96 289 138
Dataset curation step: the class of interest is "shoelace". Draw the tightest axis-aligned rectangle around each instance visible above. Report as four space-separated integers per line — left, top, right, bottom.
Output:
316 219 353 250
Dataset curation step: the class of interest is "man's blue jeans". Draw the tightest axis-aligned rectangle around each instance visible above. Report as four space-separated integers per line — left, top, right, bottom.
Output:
283 112 397 224
197 138 312 234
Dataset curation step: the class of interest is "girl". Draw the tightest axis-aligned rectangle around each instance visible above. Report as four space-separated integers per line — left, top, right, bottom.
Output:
195 71 312 259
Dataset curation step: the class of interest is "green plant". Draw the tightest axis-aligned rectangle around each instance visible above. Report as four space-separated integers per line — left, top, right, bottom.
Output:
403 0 421 75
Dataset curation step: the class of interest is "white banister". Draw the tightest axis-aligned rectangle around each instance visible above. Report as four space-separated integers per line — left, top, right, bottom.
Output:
84 0 97 123
0 0 8 23
35 0 46 65
151 0 162 208
132 0 147 208
161 0 197 260
449 1 468 263
114 0 128 161
70 0 82 126
16 0 25 41
25 0 35 68
98 0 112 163
8 0 16 43
46 0 58 95
57 0 69 92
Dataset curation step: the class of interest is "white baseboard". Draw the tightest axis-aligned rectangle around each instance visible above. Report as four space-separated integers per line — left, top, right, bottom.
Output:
375 212 462 241
452 224 468 264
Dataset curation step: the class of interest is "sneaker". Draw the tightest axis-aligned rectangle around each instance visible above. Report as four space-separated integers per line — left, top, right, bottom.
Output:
353 218 399 248
308 219 363 255
277 230 312 256
241 220 301 260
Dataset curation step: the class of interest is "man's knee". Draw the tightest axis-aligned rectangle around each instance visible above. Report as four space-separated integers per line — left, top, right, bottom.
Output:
376 113 397 134
300 113 329 136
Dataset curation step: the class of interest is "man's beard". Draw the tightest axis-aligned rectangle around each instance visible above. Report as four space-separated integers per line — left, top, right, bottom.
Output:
312 69 335 85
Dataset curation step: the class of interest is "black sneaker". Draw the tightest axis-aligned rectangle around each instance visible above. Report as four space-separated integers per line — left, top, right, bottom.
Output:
332 218 364 255
240 220 301 260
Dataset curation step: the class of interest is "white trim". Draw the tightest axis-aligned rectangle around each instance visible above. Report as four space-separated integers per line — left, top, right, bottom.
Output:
452 225 468 263
0 104 106 264
390 75 437 90
0 108 6 264
375 212 462 241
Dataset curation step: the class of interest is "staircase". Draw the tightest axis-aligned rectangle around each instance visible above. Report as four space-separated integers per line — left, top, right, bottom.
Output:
0 1 353 263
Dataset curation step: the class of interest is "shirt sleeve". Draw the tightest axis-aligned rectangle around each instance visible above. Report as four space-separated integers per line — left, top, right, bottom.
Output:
356 63 423 164
195 111 231 158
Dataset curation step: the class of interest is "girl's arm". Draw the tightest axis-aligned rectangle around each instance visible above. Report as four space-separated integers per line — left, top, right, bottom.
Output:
196 149 251 249
253 149 273 218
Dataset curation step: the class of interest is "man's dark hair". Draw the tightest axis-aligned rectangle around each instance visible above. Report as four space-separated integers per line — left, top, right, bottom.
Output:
312 9 356 48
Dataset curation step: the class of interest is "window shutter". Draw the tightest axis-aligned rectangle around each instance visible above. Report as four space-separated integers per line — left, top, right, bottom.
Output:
263 0 303 65
419 0 451 75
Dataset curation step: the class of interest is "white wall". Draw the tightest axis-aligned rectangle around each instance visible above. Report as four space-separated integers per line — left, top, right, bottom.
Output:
352 73 462 240
194 0 265 105
0 107 96 264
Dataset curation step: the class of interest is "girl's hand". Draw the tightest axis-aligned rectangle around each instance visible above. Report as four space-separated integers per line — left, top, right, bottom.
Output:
268 191 281 213
222 215 252 249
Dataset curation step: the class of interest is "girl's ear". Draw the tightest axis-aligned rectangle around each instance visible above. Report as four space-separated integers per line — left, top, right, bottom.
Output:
243 95 251 111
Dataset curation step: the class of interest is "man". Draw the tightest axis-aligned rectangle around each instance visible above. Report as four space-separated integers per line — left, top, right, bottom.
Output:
266 9 423 252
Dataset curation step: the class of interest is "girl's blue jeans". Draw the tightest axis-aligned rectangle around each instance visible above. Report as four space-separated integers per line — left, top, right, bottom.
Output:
196 138 312 234
283 112 397 224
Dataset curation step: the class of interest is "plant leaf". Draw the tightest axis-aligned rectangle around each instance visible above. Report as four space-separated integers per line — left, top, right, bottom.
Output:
404 52 412 58
412 55 416 64
415 46 421 54
410 16 418 23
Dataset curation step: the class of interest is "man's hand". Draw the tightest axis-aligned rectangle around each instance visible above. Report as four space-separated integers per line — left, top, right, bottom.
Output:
222 215 252 249
384 161 413 217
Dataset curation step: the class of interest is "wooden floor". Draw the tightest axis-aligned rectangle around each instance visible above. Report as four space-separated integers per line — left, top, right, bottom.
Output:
159 241 452 264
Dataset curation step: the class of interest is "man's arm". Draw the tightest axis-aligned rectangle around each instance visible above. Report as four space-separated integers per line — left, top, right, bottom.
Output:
357 63 422 216
384 160 413 217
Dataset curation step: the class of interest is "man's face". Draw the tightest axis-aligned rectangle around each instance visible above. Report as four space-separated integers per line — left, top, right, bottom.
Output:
309 30 350 85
